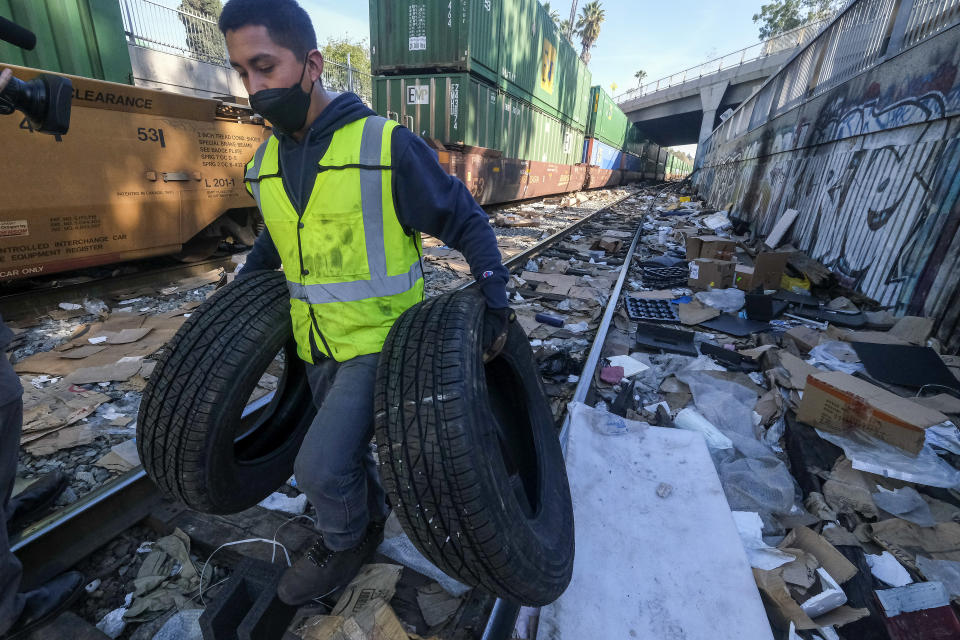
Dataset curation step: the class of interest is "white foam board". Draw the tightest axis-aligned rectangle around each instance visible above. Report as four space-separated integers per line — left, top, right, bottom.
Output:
538 403 773 640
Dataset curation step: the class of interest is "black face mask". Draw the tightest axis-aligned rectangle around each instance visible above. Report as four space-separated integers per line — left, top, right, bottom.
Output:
249 57 313 137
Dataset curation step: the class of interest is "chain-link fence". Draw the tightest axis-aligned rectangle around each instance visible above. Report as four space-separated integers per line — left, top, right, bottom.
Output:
120 0 374 104
121 0 228 66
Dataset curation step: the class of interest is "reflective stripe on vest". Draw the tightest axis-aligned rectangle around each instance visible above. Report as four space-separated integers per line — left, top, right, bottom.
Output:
287 259 423 304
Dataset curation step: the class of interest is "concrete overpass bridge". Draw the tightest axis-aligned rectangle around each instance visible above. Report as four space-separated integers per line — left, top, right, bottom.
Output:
616 20 828 150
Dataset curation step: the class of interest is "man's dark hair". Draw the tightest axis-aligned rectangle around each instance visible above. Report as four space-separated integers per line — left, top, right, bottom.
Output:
219 0 318 59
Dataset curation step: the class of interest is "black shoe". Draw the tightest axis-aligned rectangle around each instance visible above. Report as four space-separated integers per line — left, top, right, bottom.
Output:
6 472 67 534
0 571 85 640
277 521 384 606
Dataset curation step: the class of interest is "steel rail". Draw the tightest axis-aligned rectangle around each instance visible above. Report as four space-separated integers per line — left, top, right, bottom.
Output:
480 184 676 640
10 392 276 590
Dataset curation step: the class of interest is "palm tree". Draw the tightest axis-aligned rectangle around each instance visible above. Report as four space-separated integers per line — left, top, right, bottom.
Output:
541 1 561 25
575 1 605 65
634 69 647 86
559 19 575 44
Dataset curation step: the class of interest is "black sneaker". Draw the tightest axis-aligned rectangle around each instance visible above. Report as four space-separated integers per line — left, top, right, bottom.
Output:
1 571 85 640
277 521 384 606
6 472 67 534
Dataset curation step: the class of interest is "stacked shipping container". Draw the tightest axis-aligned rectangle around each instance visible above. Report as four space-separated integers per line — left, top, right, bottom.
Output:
369 0 689 201
370 0 592 161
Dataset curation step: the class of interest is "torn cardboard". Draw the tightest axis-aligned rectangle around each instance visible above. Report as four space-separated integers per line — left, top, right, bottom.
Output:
677 300 721 325
21 382 111 441
753 568 868 631
64 357 144 385
779 526 858 584
96 439 140 473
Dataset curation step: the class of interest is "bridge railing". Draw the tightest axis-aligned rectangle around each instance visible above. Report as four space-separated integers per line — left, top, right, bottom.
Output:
614 18 830 104
700 0 960 159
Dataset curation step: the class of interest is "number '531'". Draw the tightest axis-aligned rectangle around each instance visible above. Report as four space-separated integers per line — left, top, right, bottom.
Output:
137 127 166 147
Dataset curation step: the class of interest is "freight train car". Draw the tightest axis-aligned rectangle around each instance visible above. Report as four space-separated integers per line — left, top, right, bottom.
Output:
0 65 268 283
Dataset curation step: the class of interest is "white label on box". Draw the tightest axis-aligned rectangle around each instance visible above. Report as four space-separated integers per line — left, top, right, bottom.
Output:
408 36 427 51
0 220 28 238
406 86 430 105
689 262 699 279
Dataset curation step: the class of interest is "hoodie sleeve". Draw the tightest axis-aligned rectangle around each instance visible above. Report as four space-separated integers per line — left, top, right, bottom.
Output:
391 128 510 309
238 226 282 274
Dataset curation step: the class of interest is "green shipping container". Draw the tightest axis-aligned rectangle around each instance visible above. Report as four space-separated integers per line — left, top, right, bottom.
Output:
0 0 132 84
586 85 646 156
499 0 591 128
369 0 501 84
374 72 584 165
374 73 501 150
500 90 584 165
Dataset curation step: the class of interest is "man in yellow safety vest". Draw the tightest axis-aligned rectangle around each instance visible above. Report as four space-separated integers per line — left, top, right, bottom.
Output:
220 0 513 605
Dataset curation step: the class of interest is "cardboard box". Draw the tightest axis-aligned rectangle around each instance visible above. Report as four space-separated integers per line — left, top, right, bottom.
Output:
734 251 792 291
688 259 736 290
797 371 949 454
685 235 737 261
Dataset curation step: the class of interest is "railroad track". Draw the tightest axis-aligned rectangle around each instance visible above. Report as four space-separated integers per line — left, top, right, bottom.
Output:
0 254 240 322
10 182 681 637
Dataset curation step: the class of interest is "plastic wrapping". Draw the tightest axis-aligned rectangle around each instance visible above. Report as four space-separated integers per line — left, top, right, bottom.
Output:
675 408 733 449
695 288 746 314
808 341 864 375
677 369 758 439
714 454 800 517
926 422 960 454
816 428 960 488
677 369 803 521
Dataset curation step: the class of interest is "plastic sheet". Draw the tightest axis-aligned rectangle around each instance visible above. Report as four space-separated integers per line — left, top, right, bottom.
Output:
678 368 803 521
917 556 960 597
926 422 960 454
816 429 960 488
677 369 758 439
714 455 800 517
872 486 936 527
866 552 913 587
808 342 864 375
153 609 203 640
695 288 746 314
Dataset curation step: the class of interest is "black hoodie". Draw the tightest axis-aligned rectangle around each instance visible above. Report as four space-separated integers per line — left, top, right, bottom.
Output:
242 92 509 308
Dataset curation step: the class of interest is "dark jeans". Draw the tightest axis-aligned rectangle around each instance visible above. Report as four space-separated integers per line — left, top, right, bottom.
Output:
295 354 389 552
0 399 24 634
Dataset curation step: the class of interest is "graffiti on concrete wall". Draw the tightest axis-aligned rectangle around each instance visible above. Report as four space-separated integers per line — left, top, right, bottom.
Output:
695 36 960 348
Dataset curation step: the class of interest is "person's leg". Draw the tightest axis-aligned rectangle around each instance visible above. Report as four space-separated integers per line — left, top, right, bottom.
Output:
0 399 25 635
294 353 382 550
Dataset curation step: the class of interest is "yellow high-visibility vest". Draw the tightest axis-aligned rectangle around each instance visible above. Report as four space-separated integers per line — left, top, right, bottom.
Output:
244 116 423 363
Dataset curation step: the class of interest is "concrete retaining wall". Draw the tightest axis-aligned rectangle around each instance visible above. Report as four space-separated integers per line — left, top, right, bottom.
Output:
693 25 960 349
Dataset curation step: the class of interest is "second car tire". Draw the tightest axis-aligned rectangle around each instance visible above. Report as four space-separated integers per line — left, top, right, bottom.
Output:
375 289 575 606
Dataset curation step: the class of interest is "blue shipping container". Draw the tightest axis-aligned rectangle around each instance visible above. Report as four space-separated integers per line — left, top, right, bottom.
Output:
622 152 644 172
582 137 622 170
